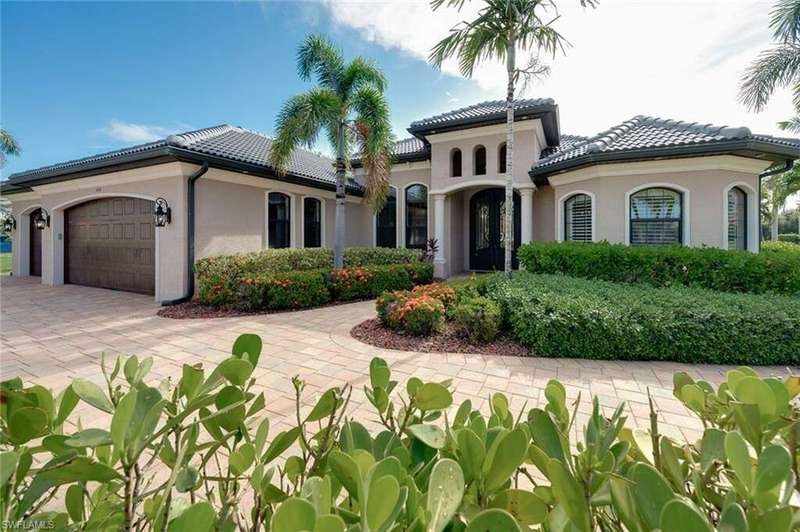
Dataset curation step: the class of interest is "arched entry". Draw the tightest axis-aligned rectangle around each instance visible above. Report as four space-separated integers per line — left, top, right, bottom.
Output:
65 197 155 294
469 188 521 271
29 208 43 276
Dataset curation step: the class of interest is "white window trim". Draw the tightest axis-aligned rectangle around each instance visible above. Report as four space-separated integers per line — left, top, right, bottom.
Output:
402 182 429 249
264 191 297 249
557 190 596 242
624 183 691 246
372 185 399 247
300 195 326 248
721 181 758 252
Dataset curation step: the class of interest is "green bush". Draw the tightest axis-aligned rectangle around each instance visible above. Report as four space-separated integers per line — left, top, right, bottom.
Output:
3 334 798 531
375 290 445 335
517 241 800 295
451 296 502 343
329 265 413 300
488 272 800 365
240 270 330 310
778 233 800 244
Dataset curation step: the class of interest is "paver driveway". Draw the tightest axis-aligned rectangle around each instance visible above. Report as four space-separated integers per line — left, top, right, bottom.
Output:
1 276 794 442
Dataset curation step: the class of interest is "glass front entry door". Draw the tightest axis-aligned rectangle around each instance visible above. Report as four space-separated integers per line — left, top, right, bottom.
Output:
469 188 520 271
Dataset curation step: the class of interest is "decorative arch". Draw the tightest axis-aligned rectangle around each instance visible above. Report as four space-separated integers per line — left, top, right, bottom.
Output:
450 148 462 178
721 181 758 252
473 145 487 175
13 203 45 278
557 190 596 242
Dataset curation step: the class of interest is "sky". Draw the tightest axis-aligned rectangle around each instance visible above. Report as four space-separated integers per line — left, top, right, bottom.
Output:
1 0 797 187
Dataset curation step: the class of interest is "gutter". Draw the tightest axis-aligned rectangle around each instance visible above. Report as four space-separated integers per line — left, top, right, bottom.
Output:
161 162 210 306
757 159 794 252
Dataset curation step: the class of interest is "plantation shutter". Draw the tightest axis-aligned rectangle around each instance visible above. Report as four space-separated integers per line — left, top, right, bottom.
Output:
630 188 682 245
565 194 592 242
727 187 747 251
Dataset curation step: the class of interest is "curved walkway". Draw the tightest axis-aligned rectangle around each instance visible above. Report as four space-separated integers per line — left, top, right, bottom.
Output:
1 277 793 441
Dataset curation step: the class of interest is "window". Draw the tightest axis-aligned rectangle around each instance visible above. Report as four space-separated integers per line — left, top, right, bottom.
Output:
474 145 486 175
564 193 592 242
303 197 322 248
498 143 507 174
376 187 397 247
630 187 682 245
405 184 428 249
451 149 462 177
268 192 291 249
727 186 747 251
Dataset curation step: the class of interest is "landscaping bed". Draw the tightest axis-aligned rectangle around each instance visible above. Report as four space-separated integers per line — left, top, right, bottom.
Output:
158 297 367 319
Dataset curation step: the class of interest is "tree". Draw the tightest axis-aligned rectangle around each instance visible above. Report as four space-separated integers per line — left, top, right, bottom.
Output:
270 35 394 268
740 0 800 132
0 128 21 168
762 165 800 240
429 0 596 274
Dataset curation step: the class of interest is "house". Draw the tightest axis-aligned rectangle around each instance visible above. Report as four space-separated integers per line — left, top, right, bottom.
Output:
2 99 798 302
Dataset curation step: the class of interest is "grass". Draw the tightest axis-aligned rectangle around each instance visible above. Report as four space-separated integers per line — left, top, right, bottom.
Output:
0 252 11 274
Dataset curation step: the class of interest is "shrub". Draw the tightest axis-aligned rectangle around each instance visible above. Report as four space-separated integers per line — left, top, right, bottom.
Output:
343 246 418 266
196 273 238 307
446 274 493 304
489 272 800 365
405 260 434 285
392 294 445 335
239 270 330 310
3 334 797 531
376 290 407 327
330 264 414 300
778 233 800 244
450 296 502 343
411 282 456 309
517 241 800 295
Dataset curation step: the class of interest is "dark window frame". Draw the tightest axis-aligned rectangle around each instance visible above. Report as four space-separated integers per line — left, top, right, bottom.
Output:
405 184 428 249
474 145 487 175
727 186 747 251
376 186 397 247
268 192 292 249
450 149 462 177
303 197 322 248
629 187 683 246
498 143 507 174
564 193 592 242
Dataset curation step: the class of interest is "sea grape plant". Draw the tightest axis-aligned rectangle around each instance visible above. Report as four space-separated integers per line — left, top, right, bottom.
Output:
0 333 797 531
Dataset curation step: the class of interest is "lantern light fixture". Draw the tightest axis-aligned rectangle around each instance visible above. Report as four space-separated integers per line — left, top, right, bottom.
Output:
2 216 16 233
34 209 50 230
153 197 171 227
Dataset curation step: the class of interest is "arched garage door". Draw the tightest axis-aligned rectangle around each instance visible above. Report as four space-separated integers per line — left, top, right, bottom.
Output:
65 197 155 295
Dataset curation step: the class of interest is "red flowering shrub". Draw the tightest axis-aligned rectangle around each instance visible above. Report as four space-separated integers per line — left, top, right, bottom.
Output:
376 291 445 336
411 283 456 309
197 274 238 307
239 270 329 310
330 264 416 300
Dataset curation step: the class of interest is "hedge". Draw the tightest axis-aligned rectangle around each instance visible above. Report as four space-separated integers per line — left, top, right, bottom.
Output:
517 241 800 295
487 272 800 365
777 233 800 244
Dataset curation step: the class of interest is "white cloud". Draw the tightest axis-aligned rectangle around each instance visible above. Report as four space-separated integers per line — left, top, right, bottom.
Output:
322 0 795 137
101 120 180 143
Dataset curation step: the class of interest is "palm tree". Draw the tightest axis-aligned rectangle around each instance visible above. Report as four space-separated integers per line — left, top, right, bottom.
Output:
763 166 800 240
0 128 21 167
429 0 596 274
270 35 394 268
740 0 800 132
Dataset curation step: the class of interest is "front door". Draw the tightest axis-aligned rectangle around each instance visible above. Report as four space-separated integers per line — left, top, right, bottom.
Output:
469 188 521 271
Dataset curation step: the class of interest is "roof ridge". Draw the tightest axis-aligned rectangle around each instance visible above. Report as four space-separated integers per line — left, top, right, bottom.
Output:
166 124 235 147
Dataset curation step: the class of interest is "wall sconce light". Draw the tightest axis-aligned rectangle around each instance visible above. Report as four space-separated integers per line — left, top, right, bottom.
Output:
34 209 50 230
2 216 16 232
153 198 171 227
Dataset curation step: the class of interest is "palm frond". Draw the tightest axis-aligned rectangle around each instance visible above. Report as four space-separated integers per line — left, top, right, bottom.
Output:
297 34 346 93
739 43 800 111
269 89 342 175
341 57 386 95
778 114 800 132
0 129 21 156
770 0 800 43
351 86 395 213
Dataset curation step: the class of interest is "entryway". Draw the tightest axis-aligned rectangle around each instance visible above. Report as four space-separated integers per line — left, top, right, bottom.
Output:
469 188 520 271
29 208 43 276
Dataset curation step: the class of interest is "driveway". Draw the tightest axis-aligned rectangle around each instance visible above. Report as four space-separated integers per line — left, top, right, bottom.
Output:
1 277 793 442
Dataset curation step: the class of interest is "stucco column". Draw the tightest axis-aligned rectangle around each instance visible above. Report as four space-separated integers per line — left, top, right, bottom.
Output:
432 193 446 278
520 187 535 244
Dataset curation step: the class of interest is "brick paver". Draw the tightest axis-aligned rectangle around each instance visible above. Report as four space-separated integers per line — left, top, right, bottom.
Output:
1 276 795 443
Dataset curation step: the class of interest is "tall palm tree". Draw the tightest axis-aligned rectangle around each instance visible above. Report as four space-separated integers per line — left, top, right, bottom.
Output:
740 0 800 132
270 34 394 268
429 0 596 274
0 128 21 167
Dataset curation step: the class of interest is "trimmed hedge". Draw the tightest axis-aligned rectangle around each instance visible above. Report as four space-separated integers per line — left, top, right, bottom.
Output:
488 272 800 365
777 233 800 244
239 270 330 310
517 241 800 295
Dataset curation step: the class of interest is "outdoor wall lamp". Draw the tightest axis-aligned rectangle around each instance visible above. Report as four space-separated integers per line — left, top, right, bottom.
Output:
153 198 171 227
34 209 50 230
2 216 16 232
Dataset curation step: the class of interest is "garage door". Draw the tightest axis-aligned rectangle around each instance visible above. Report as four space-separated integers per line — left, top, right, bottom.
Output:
65 197 155 295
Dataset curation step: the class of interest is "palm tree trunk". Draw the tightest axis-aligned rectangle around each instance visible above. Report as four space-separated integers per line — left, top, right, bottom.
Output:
334 121 347 269
504 36 516 275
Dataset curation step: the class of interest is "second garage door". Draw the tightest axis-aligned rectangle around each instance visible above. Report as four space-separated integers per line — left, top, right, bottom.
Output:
65 197 155 295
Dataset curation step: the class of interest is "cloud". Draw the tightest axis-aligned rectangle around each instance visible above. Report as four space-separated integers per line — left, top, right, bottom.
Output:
321 0 795 137
100 120 180 143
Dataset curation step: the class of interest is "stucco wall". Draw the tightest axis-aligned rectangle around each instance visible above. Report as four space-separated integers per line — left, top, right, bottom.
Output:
533 185 556 241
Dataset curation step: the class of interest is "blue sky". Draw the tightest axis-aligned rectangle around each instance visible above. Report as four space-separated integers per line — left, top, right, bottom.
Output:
2 0 795 180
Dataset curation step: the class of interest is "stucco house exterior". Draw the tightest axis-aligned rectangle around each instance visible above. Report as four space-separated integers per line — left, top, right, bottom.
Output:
2 98 799 302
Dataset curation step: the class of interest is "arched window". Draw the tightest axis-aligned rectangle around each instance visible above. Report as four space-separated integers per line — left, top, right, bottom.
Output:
268 192 291 249
498 143 507 174
630 187 682 245
405 184 428 249
303 197 322 248
564 194 592 242
727 186 747 251
474 145 486 175
376 187 397 247
451 149 462 177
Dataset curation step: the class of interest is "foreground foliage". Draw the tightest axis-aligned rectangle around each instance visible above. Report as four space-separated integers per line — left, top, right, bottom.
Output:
518 241 800 296
2 334 798 531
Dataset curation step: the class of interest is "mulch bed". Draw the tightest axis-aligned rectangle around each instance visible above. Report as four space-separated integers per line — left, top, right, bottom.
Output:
351 318 531 356
157 299 368 320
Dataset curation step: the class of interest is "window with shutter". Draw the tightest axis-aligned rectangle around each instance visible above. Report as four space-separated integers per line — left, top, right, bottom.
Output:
564 194 592 242
727 186 747 251
629 187 682 245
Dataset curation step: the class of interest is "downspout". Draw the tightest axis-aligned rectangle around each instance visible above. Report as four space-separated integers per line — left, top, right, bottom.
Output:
162 161 210 305
758 159 793 252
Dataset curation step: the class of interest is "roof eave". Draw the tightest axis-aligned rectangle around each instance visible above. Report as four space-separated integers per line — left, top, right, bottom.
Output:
351 149 431 169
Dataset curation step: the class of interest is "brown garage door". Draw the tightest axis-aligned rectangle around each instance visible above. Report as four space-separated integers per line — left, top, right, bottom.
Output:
65 197 155 295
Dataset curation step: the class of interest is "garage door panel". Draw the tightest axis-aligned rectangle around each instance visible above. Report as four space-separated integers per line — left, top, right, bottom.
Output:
66 197 155 295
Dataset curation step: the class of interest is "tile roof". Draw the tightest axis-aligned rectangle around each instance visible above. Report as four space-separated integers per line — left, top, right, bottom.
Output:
394 137 427 157
539 134 589 159
6 125 362 192
533 116 800 174
409 98 556 132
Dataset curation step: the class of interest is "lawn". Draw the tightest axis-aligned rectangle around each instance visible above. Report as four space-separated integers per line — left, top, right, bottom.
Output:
0 252 10 274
